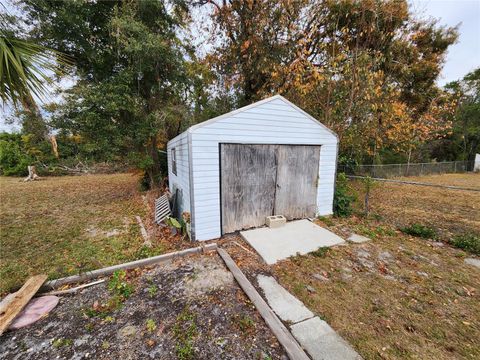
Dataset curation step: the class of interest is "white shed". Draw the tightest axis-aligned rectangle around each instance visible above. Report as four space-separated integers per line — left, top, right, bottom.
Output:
167 95 338 241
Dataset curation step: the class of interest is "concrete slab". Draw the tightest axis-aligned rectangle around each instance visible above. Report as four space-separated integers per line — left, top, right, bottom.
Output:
291 317 361 360
257 275 314 323
465 258 480 269
347 233 371 243
241 219 345 264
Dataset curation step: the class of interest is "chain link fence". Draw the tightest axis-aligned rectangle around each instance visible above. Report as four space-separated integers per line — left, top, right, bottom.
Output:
338 160 474 178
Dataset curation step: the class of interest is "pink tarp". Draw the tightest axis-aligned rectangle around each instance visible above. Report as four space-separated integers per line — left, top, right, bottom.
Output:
9 296 59 330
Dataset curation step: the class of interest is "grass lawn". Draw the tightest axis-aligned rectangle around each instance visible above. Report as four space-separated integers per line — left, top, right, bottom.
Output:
274 216 480 359
272 173 480 359
350 173 480 240
0 173 166 295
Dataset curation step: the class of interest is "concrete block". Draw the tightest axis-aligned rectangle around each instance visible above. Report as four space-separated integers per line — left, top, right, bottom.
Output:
291 317 362 360
257 275 314 323
266 215 286 228
347 233 371 243
465 258 480 269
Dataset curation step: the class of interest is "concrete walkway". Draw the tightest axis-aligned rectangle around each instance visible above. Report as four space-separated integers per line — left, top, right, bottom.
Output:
257 275 361 360
465 258 480 269
257 275 313 323
241 220 345 264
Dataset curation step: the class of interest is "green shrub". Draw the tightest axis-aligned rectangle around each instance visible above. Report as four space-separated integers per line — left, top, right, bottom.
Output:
333 173 356 217
0 134 32 176
400 223 437 239
108 270 134 298
450 234 480 255
338 155 358 174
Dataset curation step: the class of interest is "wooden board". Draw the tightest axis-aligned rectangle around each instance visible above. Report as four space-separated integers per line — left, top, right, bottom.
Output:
274 145 321 219
0 275 48 335
221 144 277 233
217 248 310 360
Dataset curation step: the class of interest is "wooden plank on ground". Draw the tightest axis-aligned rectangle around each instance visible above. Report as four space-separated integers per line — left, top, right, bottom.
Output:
217 248 309 360
0 274 48 335
135 215 151 247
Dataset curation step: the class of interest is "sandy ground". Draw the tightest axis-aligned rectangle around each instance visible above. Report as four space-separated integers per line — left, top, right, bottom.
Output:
0 253 286 360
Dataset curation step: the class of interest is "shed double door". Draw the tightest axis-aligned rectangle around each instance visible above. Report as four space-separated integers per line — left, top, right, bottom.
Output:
220 144 320 234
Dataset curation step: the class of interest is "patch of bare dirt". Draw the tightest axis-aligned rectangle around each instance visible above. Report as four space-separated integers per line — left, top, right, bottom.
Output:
0 253 286 360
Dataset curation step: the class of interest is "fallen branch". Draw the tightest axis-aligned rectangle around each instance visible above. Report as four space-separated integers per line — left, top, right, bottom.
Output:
39 279 106 296
232 241 255 255
23 166 39 182
55 165 89 173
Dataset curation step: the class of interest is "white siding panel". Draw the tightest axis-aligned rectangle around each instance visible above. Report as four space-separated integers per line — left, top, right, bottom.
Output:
317 143 337 216
166 132 191 218
195 194 220 203
192 133 333 142
190 96 338 241
196 120 331 132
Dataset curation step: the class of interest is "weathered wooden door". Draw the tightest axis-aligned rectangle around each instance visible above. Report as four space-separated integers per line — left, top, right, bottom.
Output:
274 145 321 220
220 144 321 233
221 144 277 233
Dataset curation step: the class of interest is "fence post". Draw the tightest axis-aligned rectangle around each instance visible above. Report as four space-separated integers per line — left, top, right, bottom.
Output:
454 161 457 173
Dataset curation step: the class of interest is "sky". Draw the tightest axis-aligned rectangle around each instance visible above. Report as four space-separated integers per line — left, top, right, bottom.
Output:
1 0 479 132
410 0 480 86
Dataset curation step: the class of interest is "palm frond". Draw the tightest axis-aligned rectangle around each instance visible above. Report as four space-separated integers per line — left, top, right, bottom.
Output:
0 36 73 108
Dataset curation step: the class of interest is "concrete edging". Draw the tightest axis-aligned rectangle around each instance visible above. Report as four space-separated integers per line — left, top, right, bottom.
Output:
217 248 310 360
40 243 218 291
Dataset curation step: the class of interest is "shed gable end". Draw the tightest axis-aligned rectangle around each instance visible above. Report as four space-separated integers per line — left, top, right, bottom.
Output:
190 96 336 142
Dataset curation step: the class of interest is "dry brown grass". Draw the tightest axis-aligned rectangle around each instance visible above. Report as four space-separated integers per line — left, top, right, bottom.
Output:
399 173 480 189
274 216 480 360
0 173 176 295
271 174 480 359
351 173 480 239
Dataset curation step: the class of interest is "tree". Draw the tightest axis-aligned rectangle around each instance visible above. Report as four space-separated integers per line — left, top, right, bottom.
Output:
199 0 458 164
196 0 305 105
0 37 67 107
1 4 71 106
21 0 192 186
444 68 480 163
1 7 72 168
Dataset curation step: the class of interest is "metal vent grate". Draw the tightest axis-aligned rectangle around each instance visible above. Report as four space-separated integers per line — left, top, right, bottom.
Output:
154 194 171 224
